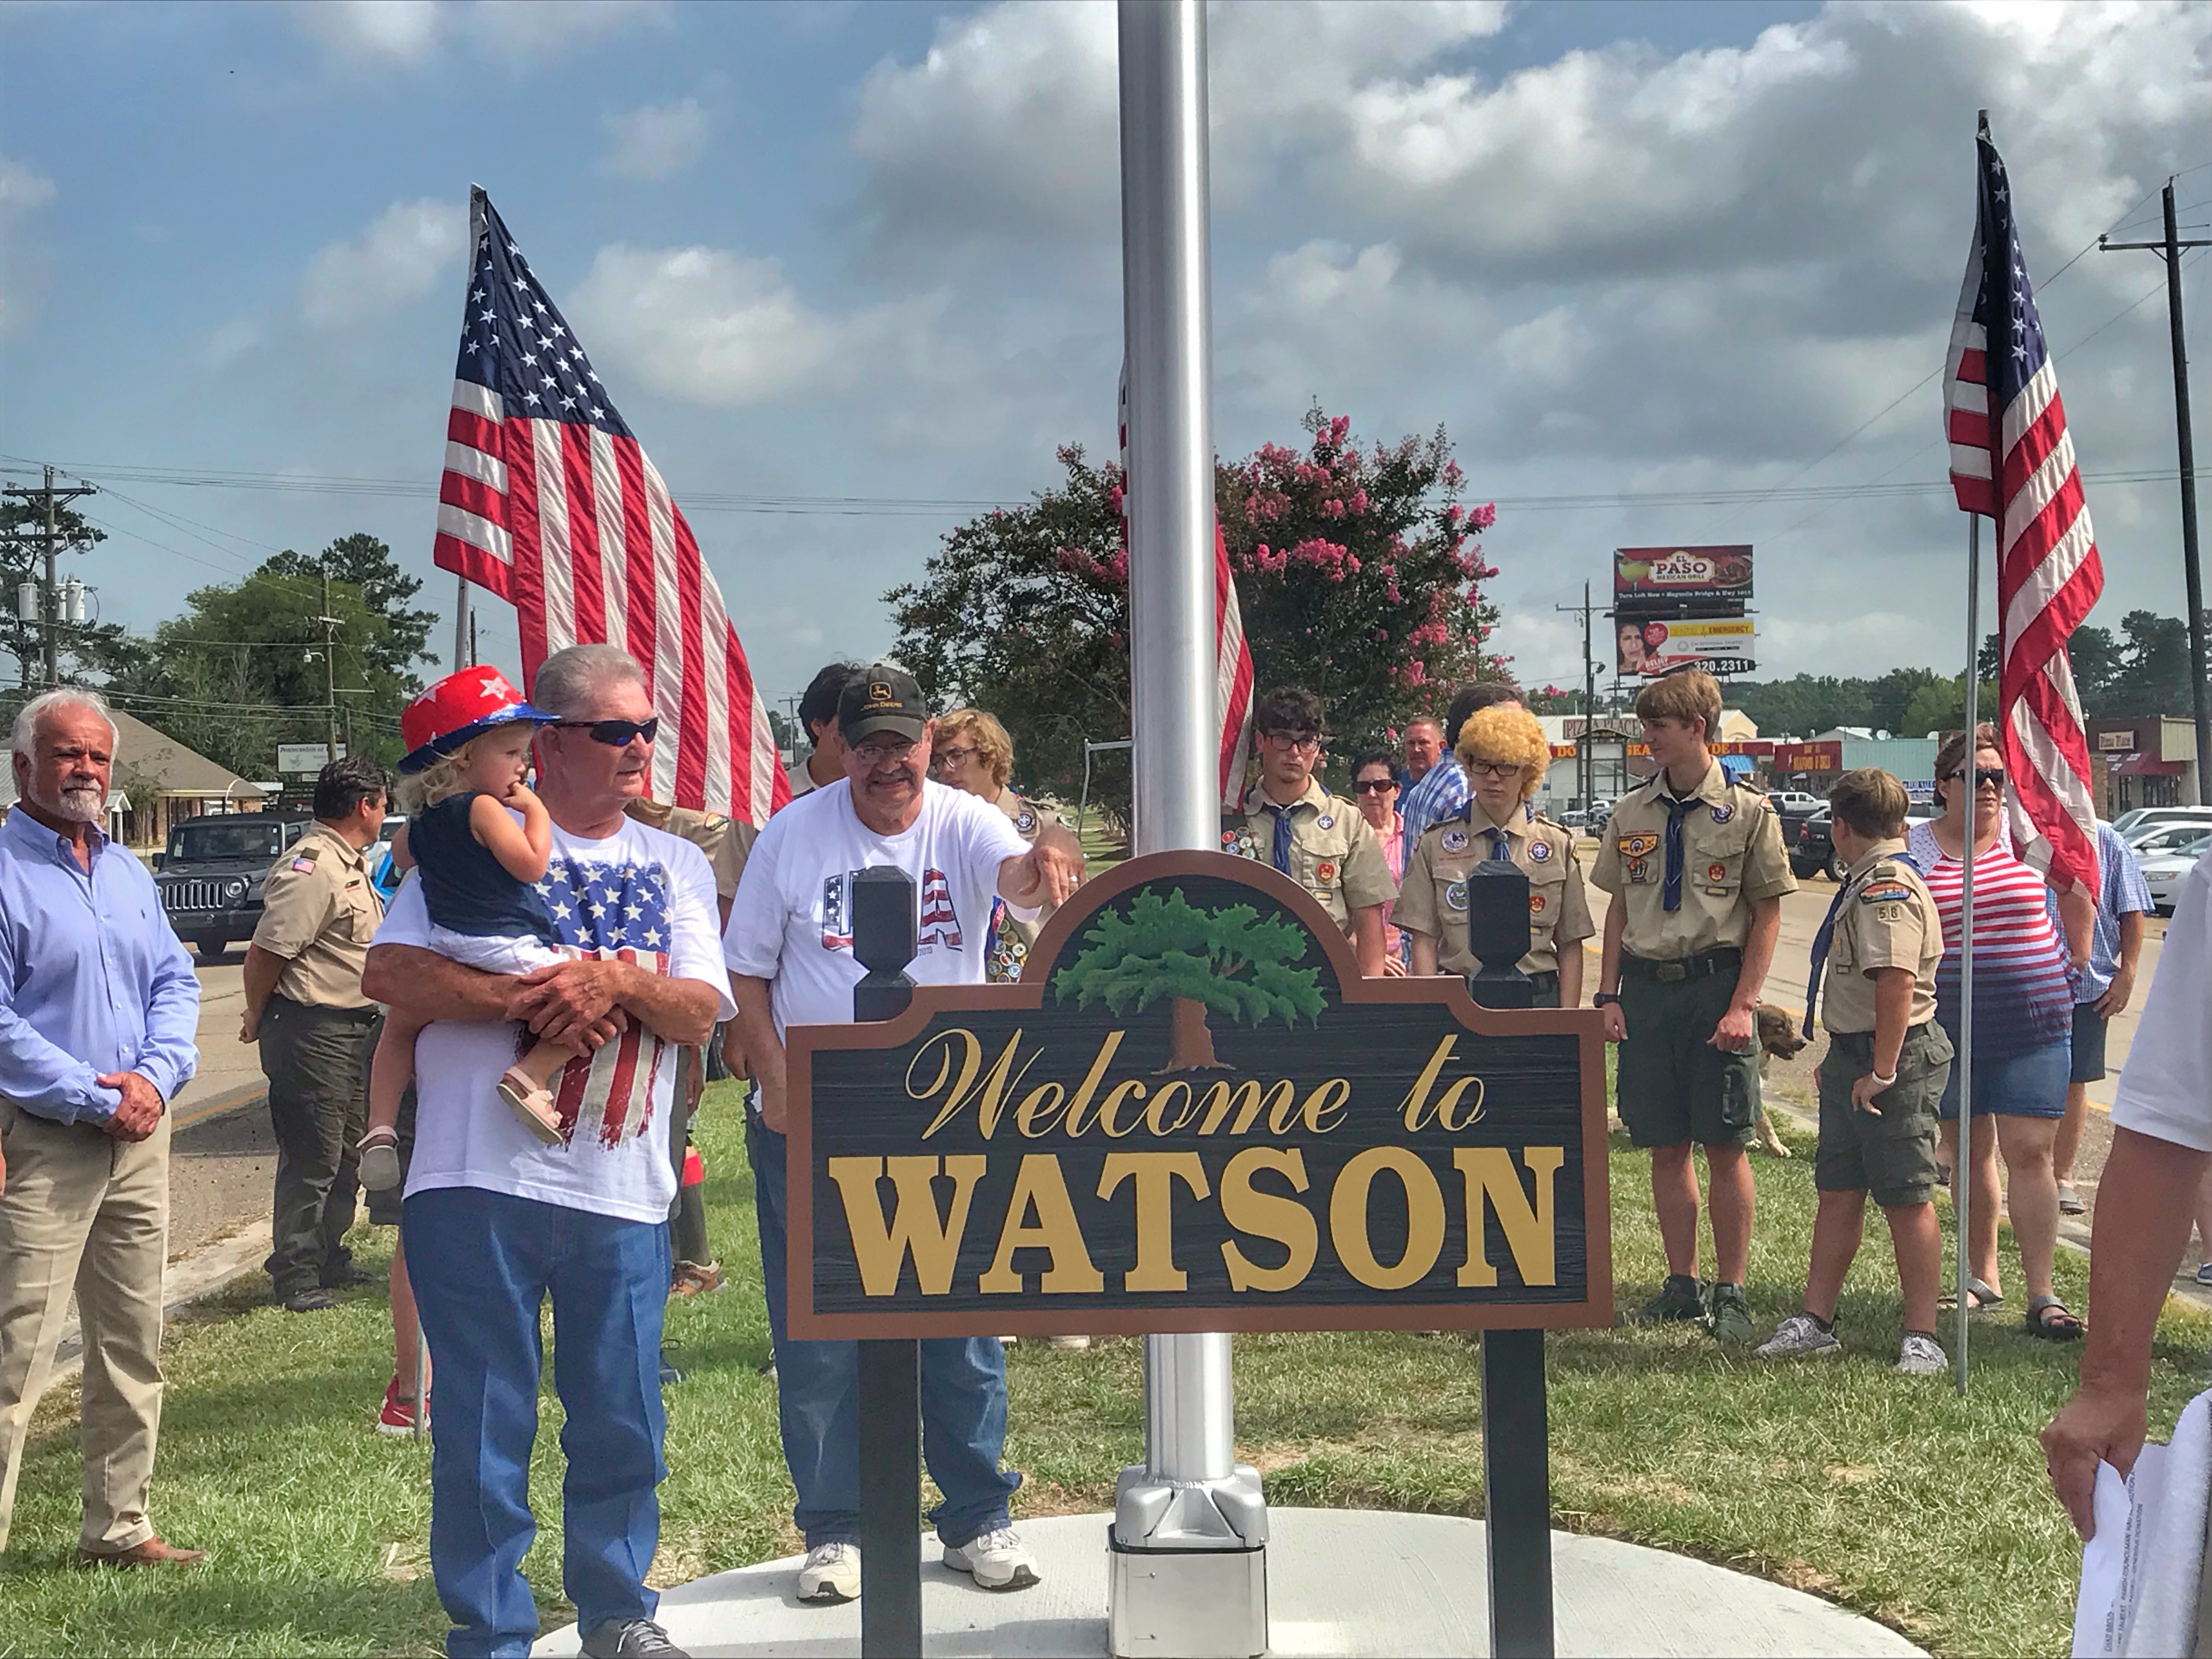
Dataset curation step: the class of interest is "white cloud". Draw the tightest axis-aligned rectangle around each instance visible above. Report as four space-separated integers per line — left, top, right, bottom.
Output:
850 1 1511 243
0 153 57 340
290 0 667 66
301 198 466 326
201 319 263 370
600 98 710 181
567 244 935 408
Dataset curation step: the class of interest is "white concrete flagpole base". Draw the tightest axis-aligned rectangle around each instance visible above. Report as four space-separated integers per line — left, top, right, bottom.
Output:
530 1510 1926 1658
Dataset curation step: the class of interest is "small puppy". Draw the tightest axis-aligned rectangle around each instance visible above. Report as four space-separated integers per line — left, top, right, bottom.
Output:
1750 1004 1804 1157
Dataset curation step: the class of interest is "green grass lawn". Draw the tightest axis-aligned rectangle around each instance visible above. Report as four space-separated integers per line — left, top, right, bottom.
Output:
1 1082 2203 1657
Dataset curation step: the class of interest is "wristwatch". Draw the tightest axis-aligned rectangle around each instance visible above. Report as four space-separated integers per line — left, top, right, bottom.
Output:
1592 991 1621 1008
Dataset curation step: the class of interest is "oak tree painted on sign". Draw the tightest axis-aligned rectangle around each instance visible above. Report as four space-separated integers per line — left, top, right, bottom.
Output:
1052 889 1324 1073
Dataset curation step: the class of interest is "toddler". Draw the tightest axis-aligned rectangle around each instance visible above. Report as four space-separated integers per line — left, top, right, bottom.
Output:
359 669 573 1191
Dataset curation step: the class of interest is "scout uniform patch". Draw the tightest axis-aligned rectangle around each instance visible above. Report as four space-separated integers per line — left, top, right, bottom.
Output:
1395 809 1594 984
1222 782 1396 937
1618 832 1660 858
1442 828 1469 854
1528 840 1551 862
1446 880 1469 911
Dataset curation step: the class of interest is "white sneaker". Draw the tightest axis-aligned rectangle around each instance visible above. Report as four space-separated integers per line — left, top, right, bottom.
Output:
1046 1335 1091 1351
797 1541 860 1603
942 1526 1041 1591
1897 1332 1948 1375
1753 1312 1842 1361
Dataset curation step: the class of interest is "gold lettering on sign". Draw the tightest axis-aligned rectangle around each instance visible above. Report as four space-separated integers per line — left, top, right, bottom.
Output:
827 1155 987 1297
1453 1147 1564 1288
911 1029 1043 1140
1015 1082 1067 1138
1330 1147 1447 1290
1300 1078 1351 1133
1096 1079 1148 1138
1399 1036 1485 1131
1098 1153 1211 1291
979 1154 1104 1295
1218 1147 1318 1292
1144 1080 1200 1136
1196 1079 1294 1136
1060 1031 1128 1135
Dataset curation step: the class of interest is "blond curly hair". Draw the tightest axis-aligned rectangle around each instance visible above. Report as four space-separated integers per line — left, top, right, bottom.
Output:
1455 703 1550 803
395 737 487 815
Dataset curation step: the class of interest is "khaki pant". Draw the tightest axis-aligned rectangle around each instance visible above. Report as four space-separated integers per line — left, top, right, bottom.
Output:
0 1099 170 1554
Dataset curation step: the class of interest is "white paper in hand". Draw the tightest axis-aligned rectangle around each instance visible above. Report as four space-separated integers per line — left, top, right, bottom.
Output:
2073 1389 2211 1657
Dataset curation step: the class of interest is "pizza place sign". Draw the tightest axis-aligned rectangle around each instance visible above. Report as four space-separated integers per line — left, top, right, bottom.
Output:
785 853 1612 1339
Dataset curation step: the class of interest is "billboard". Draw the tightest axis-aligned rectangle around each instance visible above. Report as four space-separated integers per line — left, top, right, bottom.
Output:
1613 616 1757 678
1614 545 1753 608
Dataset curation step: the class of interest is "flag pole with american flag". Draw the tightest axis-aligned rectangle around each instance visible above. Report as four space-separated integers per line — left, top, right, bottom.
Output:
1942 111 2107 1390
434 186 789 826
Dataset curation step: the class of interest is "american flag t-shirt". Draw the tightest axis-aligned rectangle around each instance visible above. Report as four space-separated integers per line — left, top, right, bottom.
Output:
434 187 789 828
538 851 674 1149
1942 115 2104 901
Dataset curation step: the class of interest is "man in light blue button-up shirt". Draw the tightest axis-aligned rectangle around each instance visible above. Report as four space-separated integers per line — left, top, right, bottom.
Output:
0 689 204 1566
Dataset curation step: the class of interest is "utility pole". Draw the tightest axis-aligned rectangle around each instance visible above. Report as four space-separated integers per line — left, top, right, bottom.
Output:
319 563 341 761
1557 583 1600 809
1 466 97 687
469 611 479 670
2103 181 2212 804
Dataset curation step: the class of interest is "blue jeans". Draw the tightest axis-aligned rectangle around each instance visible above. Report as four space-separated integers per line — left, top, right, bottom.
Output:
748 1118 1020 1549
403 1187 670 1659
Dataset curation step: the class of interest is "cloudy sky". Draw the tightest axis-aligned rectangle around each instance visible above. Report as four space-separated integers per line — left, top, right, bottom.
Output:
1 0 2205 710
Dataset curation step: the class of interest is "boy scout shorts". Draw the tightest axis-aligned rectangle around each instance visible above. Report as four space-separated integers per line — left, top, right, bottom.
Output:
1814 1023 1954 1208
1616 967 1760 1149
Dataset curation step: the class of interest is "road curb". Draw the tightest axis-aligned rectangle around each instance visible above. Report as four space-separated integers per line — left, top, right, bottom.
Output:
174 1077 267 1132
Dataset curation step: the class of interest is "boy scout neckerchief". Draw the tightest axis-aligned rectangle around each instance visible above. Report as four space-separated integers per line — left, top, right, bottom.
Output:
1488 827 1512 861
1802 883 1850 1039
1265 803 1295 876
1661 790 1696 912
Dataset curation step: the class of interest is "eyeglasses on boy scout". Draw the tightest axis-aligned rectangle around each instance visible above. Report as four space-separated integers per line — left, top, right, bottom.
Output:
1258 730 1321 752
551 716 659 747
1466 760 1523 780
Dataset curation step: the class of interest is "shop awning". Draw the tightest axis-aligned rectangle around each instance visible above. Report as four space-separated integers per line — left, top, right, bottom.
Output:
2113 754 2185 776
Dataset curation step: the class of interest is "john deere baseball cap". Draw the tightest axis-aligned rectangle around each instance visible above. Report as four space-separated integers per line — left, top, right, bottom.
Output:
838 664 929 743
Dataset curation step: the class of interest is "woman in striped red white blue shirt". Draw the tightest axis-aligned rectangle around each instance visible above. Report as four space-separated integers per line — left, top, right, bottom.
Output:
1906 724 2094 1340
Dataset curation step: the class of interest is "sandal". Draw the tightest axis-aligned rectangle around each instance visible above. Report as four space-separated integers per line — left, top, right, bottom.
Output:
2026 1299 2086 1341
1938 1276 2005 1313
358 1127 402 1192
496 1068 566 1146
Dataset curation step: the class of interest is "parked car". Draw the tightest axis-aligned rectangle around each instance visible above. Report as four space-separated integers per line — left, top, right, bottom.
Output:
2138 829 2212 915
2115 807 2212 846
366 812 407 902
1587 799 1615 834
1556 806 1589 830
154 811 312 958
1768 790 1825 817
1788 808 1847 882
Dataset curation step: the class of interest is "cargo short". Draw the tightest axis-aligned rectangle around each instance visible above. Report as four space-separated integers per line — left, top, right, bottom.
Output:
1616 966 1760 1149
1815 1023 1954 1208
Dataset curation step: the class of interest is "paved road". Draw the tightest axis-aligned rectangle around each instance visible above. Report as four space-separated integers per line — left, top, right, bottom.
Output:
168 947 279 1267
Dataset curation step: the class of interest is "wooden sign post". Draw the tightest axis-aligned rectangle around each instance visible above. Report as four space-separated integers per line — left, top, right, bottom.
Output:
799 853 1611 1658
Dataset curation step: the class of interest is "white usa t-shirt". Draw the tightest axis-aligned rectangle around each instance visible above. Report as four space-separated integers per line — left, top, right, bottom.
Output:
2112 849 2212 1153
724 779 1032 1035
375 816 735 1224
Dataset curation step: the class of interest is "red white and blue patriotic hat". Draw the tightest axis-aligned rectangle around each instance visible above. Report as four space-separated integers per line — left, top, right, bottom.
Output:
398 667 557 774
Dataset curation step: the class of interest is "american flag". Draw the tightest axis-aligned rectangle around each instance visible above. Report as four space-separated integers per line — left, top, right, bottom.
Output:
538 851 674 1148
1943 115 2103 900
435 187 789 827
1119 365 1255 808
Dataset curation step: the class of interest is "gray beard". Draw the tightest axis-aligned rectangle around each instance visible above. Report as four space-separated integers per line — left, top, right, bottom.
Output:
48 784 104 824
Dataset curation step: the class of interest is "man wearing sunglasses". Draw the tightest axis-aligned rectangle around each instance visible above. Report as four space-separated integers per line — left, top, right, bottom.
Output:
723 664 1083 1607
364 644 731 1659
1221 685 1395 976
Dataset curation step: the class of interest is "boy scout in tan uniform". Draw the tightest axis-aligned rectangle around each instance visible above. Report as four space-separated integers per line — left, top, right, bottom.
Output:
1755 768 1955 1373
242 766 388 1312
1398 806 1592 1005
1592 671 1795 1342
629 797 756 1296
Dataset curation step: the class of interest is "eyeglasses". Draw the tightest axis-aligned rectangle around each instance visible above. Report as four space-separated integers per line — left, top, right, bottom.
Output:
551 716 658 748
1259 731 1321 753
933 745 980 768
1466 760 1523 780
854 738 918 765
1353 777 1396 795
1948 765 2006 789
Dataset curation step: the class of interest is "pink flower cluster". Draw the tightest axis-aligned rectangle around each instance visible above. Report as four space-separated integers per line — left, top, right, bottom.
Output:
1056 545 1128 586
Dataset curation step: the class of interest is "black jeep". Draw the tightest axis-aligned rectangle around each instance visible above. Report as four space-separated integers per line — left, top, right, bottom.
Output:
155 812 311 959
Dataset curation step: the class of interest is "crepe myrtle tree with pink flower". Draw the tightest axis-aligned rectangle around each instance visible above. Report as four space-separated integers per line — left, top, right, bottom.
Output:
886 405 1502 817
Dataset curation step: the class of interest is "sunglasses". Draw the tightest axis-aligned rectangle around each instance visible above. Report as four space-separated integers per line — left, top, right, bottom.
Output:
1353 777 1396 794
551 716 659 747
1948 765 2006 789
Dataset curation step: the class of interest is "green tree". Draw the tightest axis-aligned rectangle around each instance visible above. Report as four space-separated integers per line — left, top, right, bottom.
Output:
108 548 425 778
0 496 146 689
259 533 439 681
887 408 1500 813
1054 888 1325 1070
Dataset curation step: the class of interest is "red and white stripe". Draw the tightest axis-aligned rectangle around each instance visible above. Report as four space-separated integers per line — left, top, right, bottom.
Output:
1119 365 1255 809
549 946 673 1149
434 385 789 828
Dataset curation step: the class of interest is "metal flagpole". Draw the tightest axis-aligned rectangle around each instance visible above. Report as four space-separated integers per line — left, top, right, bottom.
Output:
1954 513 1979 1395
1110 3 1268 1655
